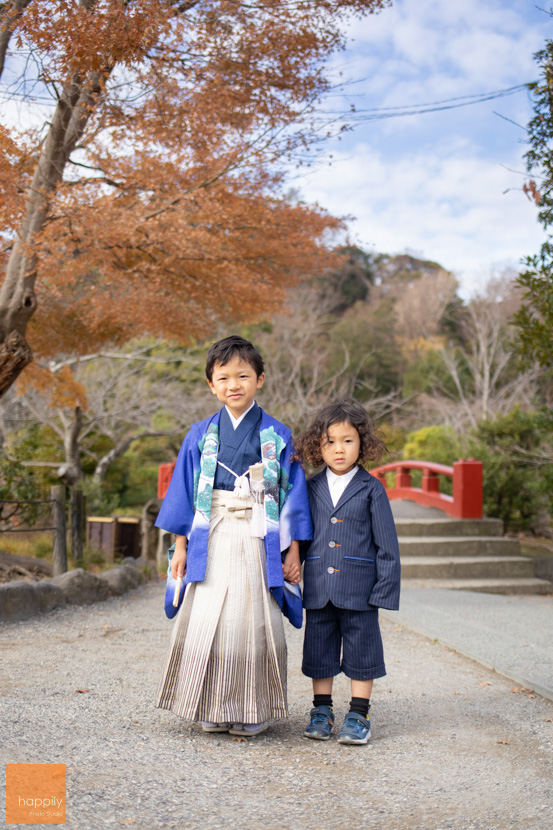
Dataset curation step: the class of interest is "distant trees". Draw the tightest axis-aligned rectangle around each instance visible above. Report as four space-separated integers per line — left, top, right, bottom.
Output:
2 342 212 490
2 243 551 529
430 276 541 430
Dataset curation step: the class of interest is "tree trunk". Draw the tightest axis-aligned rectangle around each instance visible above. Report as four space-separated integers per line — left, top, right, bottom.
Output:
0 0 32 81
0 56 113 398
70 487 85 563
92 430 178 486
0 330 32 395
51 485 68 576
93 439 133 487
59 406 84 485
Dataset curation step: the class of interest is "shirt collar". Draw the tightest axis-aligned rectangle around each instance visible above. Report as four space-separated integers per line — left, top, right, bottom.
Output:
225 400 256 430
326 465 359 490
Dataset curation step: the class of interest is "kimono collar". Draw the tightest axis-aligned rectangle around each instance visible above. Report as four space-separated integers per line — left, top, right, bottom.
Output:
194 407 290 526
224 400 257 429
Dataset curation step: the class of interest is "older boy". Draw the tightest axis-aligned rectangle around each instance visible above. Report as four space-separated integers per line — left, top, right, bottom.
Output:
155 336 311 736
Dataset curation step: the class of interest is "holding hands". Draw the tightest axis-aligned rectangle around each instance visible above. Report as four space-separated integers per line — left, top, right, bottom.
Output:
282 541 301 585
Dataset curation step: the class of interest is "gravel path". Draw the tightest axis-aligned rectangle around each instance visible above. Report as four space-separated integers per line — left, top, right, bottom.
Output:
2 580 553 830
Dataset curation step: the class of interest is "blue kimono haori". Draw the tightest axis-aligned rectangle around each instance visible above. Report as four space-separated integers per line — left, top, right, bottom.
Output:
156 403 313 616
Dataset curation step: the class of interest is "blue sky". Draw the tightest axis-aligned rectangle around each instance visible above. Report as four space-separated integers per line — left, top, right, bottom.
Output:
295 0 553 297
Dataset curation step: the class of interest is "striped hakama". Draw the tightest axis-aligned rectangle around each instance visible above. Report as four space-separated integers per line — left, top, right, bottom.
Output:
156 490 288 724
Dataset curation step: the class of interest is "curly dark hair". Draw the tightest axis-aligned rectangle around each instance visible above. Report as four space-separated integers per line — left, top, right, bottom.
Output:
294 400 387 467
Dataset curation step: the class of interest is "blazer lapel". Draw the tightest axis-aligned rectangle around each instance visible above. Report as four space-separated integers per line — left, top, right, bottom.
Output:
333 466 371 509
309 469 334 513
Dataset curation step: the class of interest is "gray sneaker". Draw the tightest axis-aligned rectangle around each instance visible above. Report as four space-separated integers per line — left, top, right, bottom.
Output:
303 705 335 741
337 712 371 745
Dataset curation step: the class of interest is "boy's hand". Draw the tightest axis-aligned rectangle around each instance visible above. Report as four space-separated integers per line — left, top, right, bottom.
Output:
282 544 301 585
170 535 187 580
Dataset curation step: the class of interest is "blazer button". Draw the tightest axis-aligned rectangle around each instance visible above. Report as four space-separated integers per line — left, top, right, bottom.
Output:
328 541 336 548
327 567 335 574
330 517 338 524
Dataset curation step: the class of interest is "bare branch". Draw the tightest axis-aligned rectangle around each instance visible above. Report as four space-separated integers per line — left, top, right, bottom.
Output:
0 0 32 82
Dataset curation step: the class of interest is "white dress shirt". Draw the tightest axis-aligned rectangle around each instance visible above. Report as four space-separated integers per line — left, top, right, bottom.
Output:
326 465 359 507
225 400 256 430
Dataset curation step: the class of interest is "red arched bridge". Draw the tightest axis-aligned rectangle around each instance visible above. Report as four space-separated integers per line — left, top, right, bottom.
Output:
158 457 483 520
371 458 482 519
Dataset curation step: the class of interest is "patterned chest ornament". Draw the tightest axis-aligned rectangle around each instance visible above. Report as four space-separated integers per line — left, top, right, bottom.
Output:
194 422 287 539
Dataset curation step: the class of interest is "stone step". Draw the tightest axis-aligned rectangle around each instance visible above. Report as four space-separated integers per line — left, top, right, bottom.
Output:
398 536 521 558
394 518 503 538
401 577 553 595
400 556 536 580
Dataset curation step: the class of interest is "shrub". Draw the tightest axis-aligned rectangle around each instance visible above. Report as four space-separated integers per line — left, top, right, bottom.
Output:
468 408 548 532
402 426 462 494
403 425 462 466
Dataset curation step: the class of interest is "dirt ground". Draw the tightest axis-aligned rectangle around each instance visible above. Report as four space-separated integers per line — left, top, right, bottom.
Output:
1 579 552 830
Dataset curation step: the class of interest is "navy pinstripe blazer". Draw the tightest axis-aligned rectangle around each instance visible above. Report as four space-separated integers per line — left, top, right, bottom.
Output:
301 466 401 612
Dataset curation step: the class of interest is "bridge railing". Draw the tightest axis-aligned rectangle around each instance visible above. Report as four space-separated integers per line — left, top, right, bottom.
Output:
158 461 177 499
371 458 483 519
159 457 484 520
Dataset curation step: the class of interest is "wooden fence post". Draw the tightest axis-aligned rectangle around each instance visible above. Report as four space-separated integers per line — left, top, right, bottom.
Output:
71 487 84 563
51 485 67 576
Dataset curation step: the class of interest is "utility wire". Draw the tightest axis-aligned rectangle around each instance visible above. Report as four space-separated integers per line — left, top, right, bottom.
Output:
0 83 530 119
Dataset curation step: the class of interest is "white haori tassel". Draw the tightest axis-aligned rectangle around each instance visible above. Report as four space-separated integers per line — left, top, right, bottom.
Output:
233 473 251 499
217 460 251 498
249 462 266 539
216 460 266 537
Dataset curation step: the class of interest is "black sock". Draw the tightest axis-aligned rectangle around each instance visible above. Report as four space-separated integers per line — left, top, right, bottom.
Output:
349 697 370 718
313 694 333 709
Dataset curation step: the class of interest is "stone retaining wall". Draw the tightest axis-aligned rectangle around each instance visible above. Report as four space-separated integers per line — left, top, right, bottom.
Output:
0 558 157 624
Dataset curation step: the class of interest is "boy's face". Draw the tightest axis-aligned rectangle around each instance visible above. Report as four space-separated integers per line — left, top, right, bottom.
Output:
321 420 360 476
207 356 265 419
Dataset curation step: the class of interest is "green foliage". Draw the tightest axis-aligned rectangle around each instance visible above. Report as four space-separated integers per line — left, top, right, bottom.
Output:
34 539 53 558
377 423 406 456
0 530 52 560
514 248 553 372
71 545 118 572
321 246 374 313
82 478 121 517
439 295 469 347
110 436 181 509
403 425 462 466
328 299 402 397
402 425 461 495
402 348 457 399
0 454 45 530
468 408 550 532
516 43 553 370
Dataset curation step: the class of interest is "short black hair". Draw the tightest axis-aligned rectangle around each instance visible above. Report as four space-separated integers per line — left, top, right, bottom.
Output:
205 335 265 382
294 400 386 466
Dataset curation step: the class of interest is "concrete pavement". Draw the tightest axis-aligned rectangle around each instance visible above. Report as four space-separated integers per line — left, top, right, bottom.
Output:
383 588 553 702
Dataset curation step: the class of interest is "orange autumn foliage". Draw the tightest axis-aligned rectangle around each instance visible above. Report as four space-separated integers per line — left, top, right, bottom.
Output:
15 362 88 410
0 0 389 387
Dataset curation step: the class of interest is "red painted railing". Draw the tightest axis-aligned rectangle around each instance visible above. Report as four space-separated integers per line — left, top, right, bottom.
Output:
371 458 483 519
159 456 483 520
158 461 176 499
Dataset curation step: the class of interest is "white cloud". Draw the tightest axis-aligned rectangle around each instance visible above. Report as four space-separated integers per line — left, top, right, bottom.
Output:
294 0 551 298
297 141 546 298
338 0 547 102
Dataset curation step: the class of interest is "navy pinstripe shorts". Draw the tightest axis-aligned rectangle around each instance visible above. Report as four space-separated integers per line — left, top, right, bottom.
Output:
302 601 386 681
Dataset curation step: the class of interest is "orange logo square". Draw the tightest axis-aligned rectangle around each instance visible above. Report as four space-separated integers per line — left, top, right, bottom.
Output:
6 764 66 825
